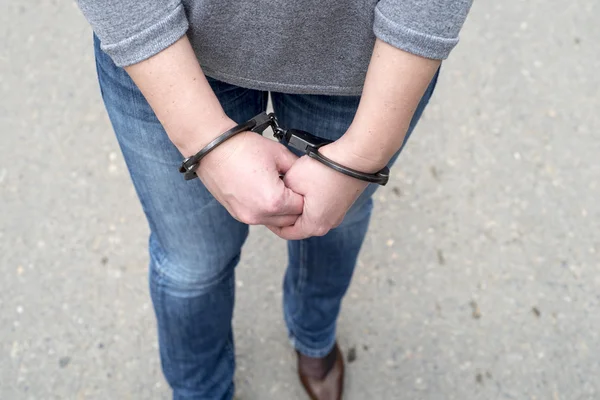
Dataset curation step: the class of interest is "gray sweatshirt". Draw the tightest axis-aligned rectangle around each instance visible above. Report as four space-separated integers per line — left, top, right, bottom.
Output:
78 0 472 95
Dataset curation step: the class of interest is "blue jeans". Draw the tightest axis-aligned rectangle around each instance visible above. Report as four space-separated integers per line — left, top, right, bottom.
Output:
94 36 437 399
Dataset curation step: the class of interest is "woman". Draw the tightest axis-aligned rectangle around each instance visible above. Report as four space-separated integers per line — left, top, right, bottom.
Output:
78 0 472 398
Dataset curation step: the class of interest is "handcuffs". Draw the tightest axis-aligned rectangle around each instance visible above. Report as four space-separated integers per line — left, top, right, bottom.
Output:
179 112 389 186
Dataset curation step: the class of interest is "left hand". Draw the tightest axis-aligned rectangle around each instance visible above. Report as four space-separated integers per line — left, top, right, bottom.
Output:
267 142 373 240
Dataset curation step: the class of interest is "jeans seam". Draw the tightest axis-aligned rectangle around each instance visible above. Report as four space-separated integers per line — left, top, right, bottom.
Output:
299 239 308 293
290 239 308 321
225 274 236 378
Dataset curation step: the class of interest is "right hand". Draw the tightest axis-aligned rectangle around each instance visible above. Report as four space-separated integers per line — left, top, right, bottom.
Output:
194 127 304 227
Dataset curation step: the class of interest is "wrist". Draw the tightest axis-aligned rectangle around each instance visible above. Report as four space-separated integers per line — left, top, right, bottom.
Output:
175 114 238 158
320 129 393 174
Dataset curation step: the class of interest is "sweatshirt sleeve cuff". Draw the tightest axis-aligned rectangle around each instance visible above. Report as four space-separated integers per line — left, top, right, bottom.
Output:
373 7 458 60
100 4 189 67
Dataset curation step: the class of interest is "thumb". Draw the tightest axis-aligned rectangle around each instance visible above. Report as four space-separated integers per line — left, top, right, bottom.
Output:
272 144 303 215
273 145 299 175
278 182 304 215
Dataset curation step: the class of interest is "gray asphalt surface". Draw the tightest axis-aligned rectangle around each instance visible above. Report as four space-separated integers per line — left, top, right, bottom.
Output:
1 1 599 399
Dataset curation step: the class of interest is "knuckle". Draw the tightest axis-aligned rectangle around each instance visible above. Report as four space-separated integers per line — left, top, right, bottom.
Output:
263 193 284 214
313 225 330 237
229 208 243 223
332 216 344 228
238 210 259 225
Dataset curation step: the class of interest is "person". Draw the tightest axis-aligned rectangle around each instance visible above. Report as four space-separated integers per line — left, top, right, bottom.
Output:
77 0 472 398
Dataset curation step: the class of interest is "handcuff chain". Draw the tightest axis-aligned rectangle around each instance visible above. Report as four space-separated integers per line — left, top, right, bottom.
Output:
267 112 287 141
179 112 389 185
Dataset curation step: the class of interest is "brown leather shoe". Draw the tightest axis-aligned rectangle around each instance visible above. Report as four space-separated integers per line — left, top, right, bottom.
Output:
297 343 344 400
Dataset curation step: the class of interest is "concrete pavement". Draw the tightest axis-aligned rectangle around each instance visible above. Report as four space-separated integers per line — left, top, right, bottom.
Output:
1 0 599 399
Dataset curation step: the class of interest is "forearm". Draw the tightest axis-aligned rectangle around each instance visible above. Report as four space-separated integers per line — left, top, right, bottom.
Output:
124 36 234 157
329 38 440 172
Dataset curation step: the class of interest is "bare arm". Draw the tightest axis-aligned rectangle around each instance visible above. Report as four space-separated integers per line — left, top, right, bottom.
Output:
122 36 303 227
123 35 235 157
322 38 441 172
270 39 442 240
